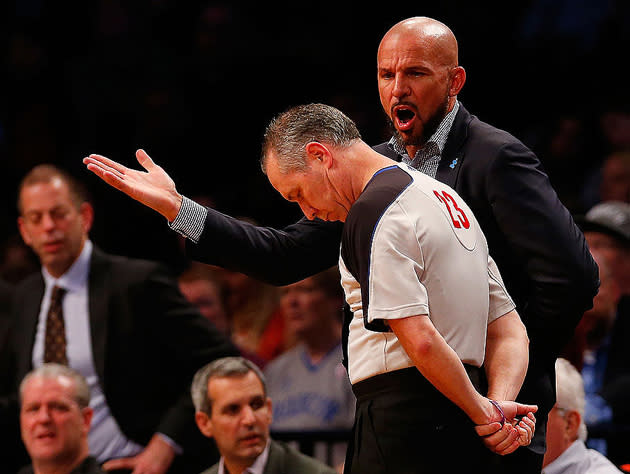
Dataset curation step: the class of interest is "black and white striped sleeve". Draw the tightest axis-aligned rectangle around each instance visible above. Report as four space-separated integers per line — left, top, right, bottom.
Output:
168 195 208 243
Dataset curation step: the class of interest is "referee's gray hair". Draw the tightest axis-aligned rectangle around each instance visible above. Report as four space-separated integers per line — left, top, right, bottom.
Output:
191 356 267 415
19 363 91 409
260 103 362 174
554 358 588 441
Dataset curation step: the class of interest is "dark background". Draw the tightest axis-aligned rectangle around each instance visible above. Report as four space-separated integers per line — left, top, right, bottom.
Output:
1 0 629 272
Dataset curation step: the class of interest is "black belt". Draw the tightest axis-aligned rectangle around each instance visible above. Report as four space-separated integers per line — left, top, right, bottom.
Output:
352 364 485 401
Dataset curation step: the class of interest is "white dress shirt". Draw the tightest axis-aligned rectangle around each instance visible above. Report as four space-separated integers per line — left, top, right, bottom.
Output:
217 440 270 474
542 440 621 474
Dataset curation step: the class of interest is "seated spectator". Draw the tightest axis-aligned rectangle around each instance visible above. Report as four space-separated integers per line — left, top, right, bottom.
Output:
599 151 630 204
191 356 337 474
221 261 287 367
561 249 620 454
542 358 621 473
18 363 104 474
179 262 266 368
576 201 630 463
579 201 630 298
0 234 39 284
178 262 230 334
264 266 354 432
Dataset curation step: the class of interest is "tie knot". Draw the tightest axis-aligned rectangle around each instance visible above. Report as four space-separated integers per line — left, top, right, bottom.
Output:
51 285 67 303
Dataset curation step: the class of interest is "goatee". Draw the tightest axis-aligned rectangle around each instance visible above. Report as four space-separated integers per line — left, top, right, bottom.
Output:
384 98 450 152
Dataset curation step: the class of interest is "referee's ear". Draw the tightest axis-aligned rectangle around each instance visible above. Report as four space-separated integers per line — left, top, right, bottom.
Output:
305 142 333 169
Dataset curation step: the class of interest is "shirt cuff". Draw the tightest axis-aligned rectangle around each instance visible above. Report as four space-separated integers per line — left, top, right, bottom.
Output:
156 433 183 455
168 196 208 243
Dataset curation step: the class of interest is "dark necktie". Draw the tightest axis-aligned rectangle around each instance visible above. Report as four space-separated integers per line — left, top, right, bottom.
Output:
44 285 68 365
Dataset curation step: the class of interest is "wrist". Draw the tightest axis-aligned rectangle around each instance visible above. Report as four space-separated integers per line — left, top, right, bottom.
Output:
166 193 183 222
488 399 506 426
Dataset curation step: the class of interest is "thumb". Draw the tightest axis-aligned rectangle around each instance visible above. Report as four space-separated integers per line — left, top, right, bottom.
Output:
515 403 538 416
136 149 155 171
102 456 136 471
474 421 503 436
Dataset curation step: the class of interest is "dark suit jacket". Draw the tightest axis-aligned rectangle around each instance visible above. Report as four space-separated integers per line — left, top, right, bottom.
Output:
6 246 239 473
0 278 25 474
189 103 598 363
201 440 336 474
184 103 599 467
0 278 13 394
18 456 104 474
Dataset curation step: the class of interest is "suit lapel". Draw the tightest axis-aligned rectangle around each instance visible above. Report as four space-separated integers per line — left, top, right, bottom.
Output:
88 247 109 386
263 440 281 474
16 278 45 381
436 104 471 189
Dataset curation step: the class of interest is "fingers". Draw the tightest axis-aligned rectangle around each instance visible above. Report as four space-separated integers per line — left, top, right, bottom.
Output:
83 155 128 189
495 438 520 455
84 161 129 193
102 456 136 471
479 423 520 455
516 425 532 446
474 421 502 437
516 412 536 446
84 154 128 176
520 412 536 429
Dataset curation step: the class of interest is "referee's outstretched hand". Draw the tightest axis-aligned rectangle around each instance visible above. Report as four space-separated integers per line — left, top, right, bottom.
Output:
84 149 183 222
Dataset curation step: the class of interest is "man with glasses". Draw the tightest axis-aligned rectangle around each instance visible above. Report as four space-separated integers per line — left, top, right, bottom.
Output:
542 358 621 473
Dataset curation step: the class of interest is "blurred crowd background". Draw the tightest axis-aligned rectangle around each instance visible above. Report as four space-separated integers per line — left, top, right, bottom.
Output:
2 1 629 276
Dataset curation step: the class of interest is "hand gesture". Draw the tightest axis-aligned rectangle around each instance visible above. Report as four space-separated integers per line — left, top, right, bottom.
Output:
101 434 176 474
475 400 537 455
83 149 182 221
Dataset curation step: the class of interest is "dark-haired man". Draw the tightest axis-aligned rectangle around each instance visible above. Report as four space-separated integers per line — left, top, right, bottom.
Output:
6 164 238 473
192 356 336 474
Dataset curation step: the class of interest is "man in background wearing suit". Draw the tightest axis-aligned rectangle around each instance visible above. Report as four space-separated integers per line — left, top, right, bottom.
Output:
191 356 336 474
6 164 238 473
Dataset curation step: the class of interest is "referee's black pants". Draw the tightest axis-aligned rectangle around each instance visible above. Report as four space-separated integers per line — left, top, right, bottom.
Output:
344 366 493 474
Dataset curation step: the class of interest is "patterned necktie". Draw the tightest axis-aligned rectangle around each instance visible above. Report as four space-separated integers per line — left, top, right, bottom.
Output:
44 285 68 364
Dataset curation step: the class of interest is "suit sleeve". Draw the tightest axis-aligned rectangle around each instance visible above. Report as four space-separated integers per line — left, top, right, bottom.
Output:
1 283 30 472
486 141 599 360
0 280 14 396
132 263 240 447
185 208 344 286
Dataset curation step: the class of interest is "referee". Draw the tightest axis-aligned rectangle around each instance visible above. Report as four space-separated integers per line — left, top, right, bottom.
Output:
260 103 537 474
